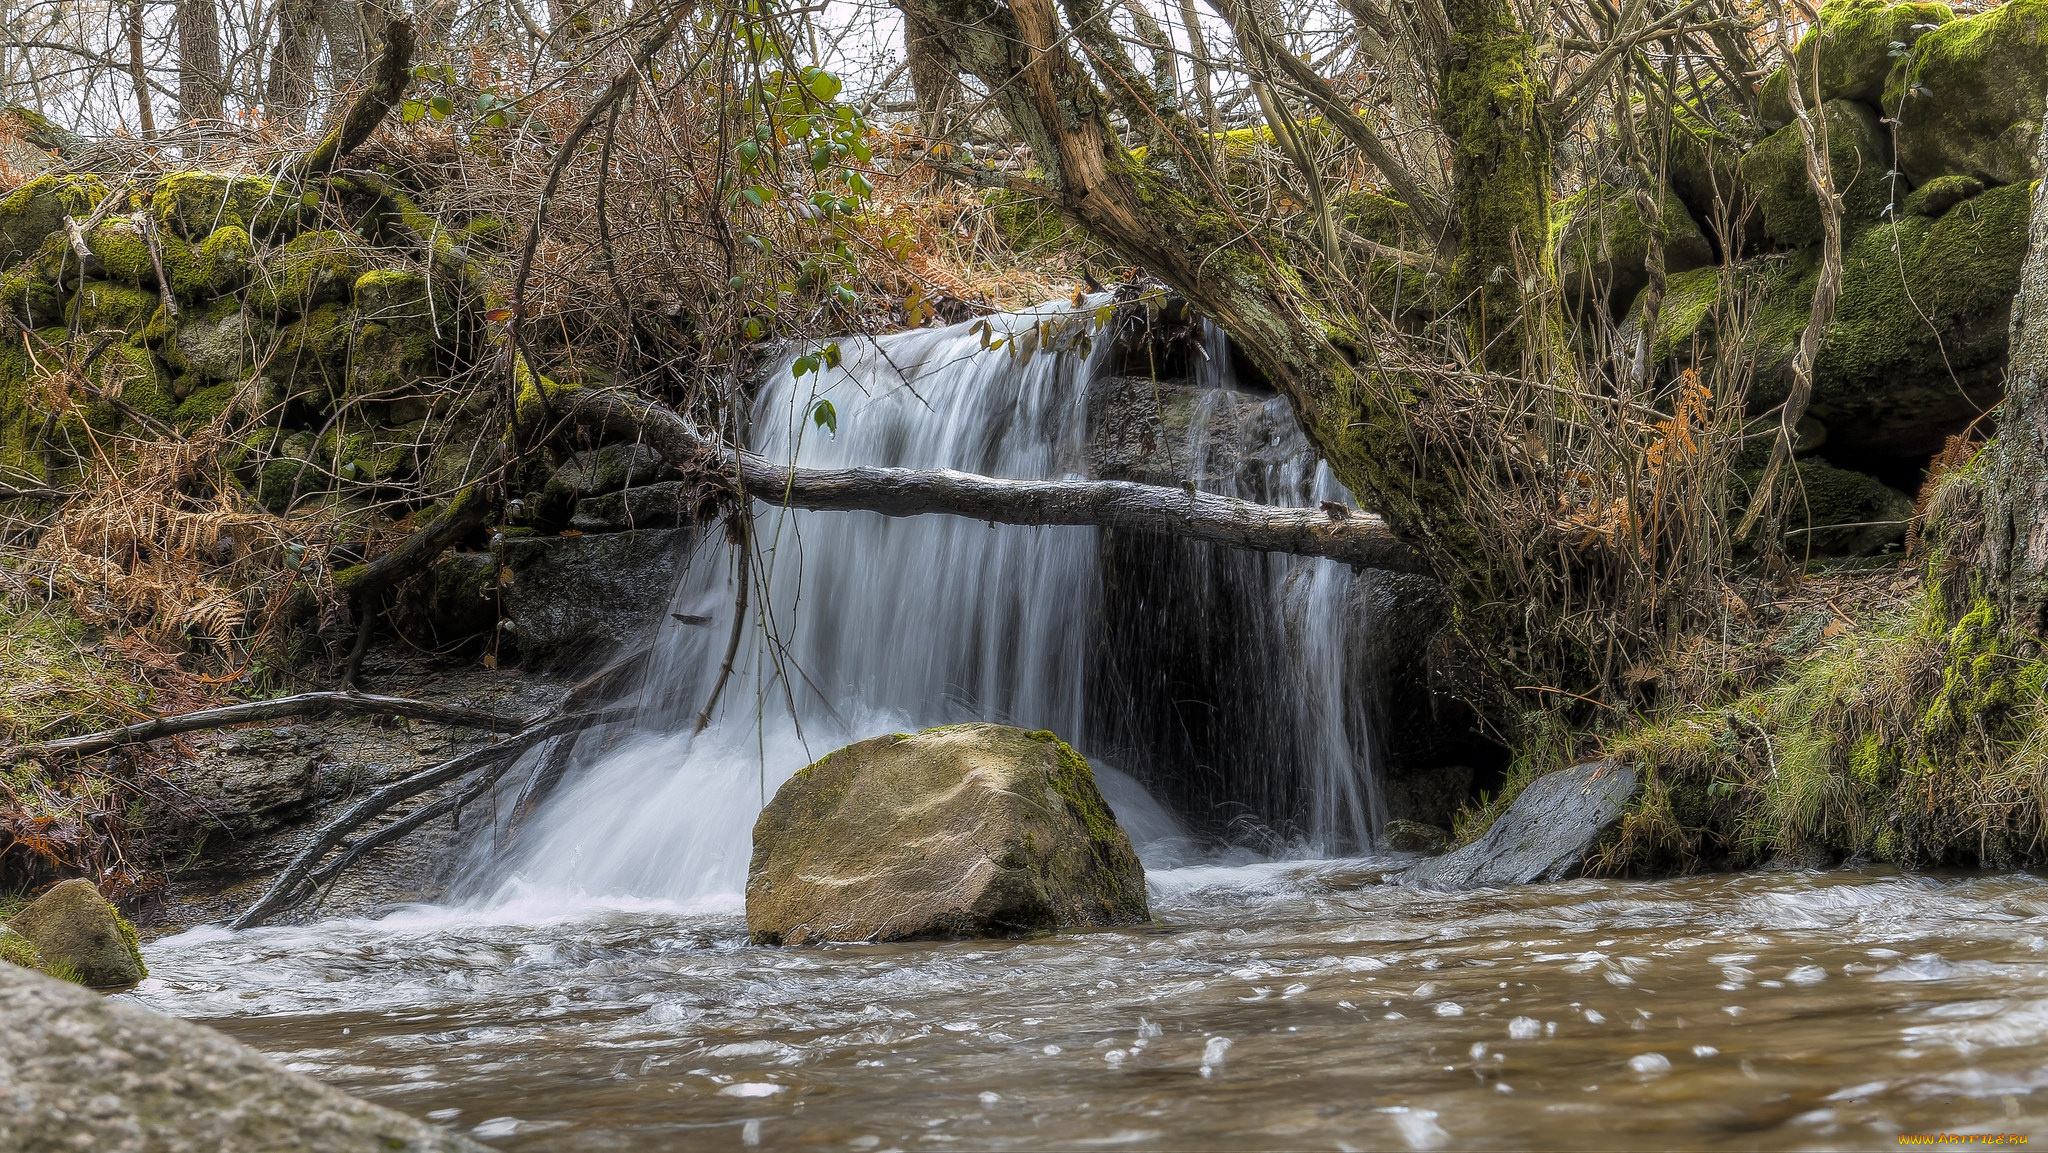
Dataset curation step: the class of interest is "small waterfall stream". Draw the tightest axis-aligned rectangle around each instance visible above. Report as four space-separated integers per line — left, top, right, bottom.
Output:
462 300 1386 906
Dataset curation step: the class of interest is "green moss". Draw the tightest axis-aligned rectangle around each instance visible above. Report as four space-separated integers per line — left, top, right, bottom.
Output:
1027 729 1121 846
1756 0 1955 129
1665 98 1760 237
0 927 38 969
513 364 582 428
246 229 362 315
1884 0 2048 185
0 597 150 743
175 380 239 427
1904 174 1984 217
1739 99 1895 248
149 171 298 242
114 913 146 978
1555 183 1713 316
982 187 1073 255
1733 458 1911 554
0 266 64 326
0 174 107 270
66 279 159 334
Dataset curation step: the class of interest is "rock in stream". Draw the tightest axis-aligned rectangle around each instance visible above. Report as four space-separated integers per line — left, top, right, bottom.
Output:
747 724 1149 944
1402 760 1640 890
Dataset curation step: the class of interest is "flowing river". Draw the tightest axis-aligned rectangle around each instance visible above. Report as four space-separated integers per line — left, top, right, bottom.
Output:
121 303 2048 1149
133 861 2048 1149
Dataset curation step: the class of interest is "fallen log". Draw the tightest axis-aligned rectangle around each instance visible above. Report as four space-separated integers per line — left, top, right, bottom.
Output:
5 690 532 762
562 389 1431 575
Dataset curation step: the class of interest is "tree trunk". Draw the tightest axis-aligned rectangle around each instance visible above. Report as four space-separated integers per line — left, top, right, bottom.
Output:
1976 96 2048 632
175 0 224 128
314 0 369 98
126 0 156 138
902 11 957 140
265 0 320 126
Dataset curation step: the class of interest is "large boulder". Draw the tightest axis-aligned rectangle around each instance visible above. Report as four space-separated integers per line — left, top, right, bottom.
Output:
6 878 147 989
1403 760 1640 889
1885 0 2048 186
1739 99 1895 248
0 962 484 1152
747 724 1149 944
1757 0 1956 130
1555 183 1713 317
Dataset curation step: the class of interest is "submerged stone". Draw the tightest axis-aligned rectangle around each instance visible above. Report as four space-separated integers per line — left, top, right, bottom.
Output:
6 878 147 988
1402 761 1639 890
747 724 1149 945
0 962 485 1151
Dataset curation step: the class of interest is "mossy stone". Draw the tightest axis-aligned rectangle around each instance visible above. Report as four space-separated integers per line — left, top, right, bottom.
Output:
6 878 146 989
174 302 270 381
1739 99 1895 248
0 173 106 271
247 229 361 316
1555 183 1713 317
175 381 240 427
149 171 297 242
253 430 321 512
1665 100 1763 245
1903 173 1985 217
0 266 63 324
1883 0 2048 185
1735 457 1912 554
1756 0 1955 129
66 279 159 334
746 723 1148 944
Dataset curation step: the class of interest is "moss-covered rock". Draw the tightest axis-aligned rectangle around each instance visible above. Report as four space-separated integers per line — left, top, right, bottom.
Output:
252 430 321 512
149 171 300 242
1903 173 1985 217
66 279 159 334
246 229 361 315
746 723 1149 945
315 425 418 486
1735 457 1913 554
0 173 106 271
5 878 146 989
1739 99 1895 248
1756 0 1955 130
0 264 64 324
1884 0 2048 185
173 301 269 381
1555 183 1713 317
1665 100 1763 245
266 301 354 407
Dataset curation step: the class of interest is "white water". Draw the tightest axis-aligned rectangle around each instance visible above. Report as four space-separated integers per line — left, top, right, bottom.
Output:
458 301 1384 909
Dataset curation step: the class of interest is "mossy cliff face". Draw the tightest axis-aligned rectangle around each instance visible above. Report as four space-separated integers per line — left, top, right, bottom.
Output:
0 169 472 509
745 723 1148 945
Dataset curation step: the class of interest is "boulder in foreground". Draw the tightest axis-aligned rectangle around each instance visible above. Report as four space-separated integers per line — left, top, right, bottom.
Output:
7 877 147 988
1402 761 1639 890
747 724 1149 944
0 962 485 1152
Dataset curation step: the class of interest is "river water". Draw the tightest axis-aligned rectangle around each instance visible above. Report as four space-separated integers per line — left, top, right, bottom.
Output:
133 861 2048 1150
125 304 2048 1148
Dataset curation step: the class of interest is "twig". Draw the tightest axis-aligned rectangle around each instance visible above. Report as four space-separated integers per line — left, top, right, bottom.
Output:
4 690 532 762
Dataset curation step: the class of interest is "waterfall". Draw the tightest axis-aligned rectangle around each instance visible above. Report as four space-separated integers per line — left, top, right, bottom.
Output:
463 301 1386 907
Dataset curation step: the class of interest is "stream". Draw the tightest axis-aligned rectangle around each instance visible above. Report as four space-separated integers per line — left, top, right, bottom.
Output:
123 304 2048 1149
133 861 2048 1150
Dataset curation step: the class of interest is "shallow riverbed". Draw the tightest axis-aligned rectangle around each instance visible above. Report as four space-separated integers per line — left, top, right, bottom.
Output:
127 863 2048 1150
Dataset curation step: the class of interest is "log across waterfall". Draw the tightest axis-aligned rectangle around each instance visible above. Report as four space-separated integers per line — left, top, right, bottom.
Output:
452 302 1395 904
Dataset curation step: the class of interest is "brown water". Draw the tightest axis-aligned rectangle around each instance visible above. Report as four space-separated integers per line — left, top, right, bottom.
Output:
130 862 2048 1150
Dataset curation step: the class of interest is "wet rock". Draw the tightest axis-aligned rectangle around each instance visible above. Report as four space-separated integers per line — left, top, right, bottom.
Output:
6 878 147 989
0 962 485 1152
747 724 1149 944
568 479 697 532
1384 819 1450 854
498 527 694 669
1402 761 1640 890
1085 375 1304 495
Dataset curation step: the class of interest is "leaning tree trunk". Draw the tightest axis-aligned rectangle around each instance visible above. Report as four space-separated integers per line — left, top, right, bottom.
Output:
1975 95 2048 633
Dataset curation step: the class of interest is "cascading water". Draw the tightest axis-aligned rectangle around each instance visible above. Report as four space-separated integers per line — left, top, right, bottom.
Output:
462 300 1384 907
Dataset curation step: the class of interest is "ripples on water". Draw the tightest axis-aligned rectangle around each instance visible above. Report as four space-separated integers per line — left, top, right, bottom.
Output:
131 864 2048 1150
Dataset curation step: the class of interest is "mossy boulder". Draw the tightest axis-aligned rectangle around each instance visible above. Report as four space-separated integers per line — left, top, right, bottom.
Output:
6 878 146 989
1736 458 1913 554
1903 173 1985 217
149 171 300 242
0 173 106 270
545 442 665 501
247 229 361 315
1555 183 1713 317
1884 0 2048 185
1756 0 1955 130
0 264 64 323
315 426 419 486
1665 100 1764 245
1739 99 1895 248
66 279 160 334
173 302 269 381
747 723 1149 945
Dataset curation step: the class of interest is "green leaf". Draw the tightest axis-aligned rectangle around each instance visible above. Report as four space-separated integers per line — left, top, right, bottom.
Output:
820 342 842 369
742 318 766 340
484 112 508 128
848 171 873 198
429 95 454 118
810 398 838 436
792 354 820 377
834 285 858 307
805 69 843 102
741 187 767 207
401 99 426 124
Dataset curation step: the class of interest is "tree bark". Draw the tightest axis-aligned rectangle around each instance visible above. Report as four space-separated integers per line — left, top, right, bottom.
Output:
265 0 320 126
559 390 1429 573
1978 94 2048 632
175 0 225 127
126 0 156 138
